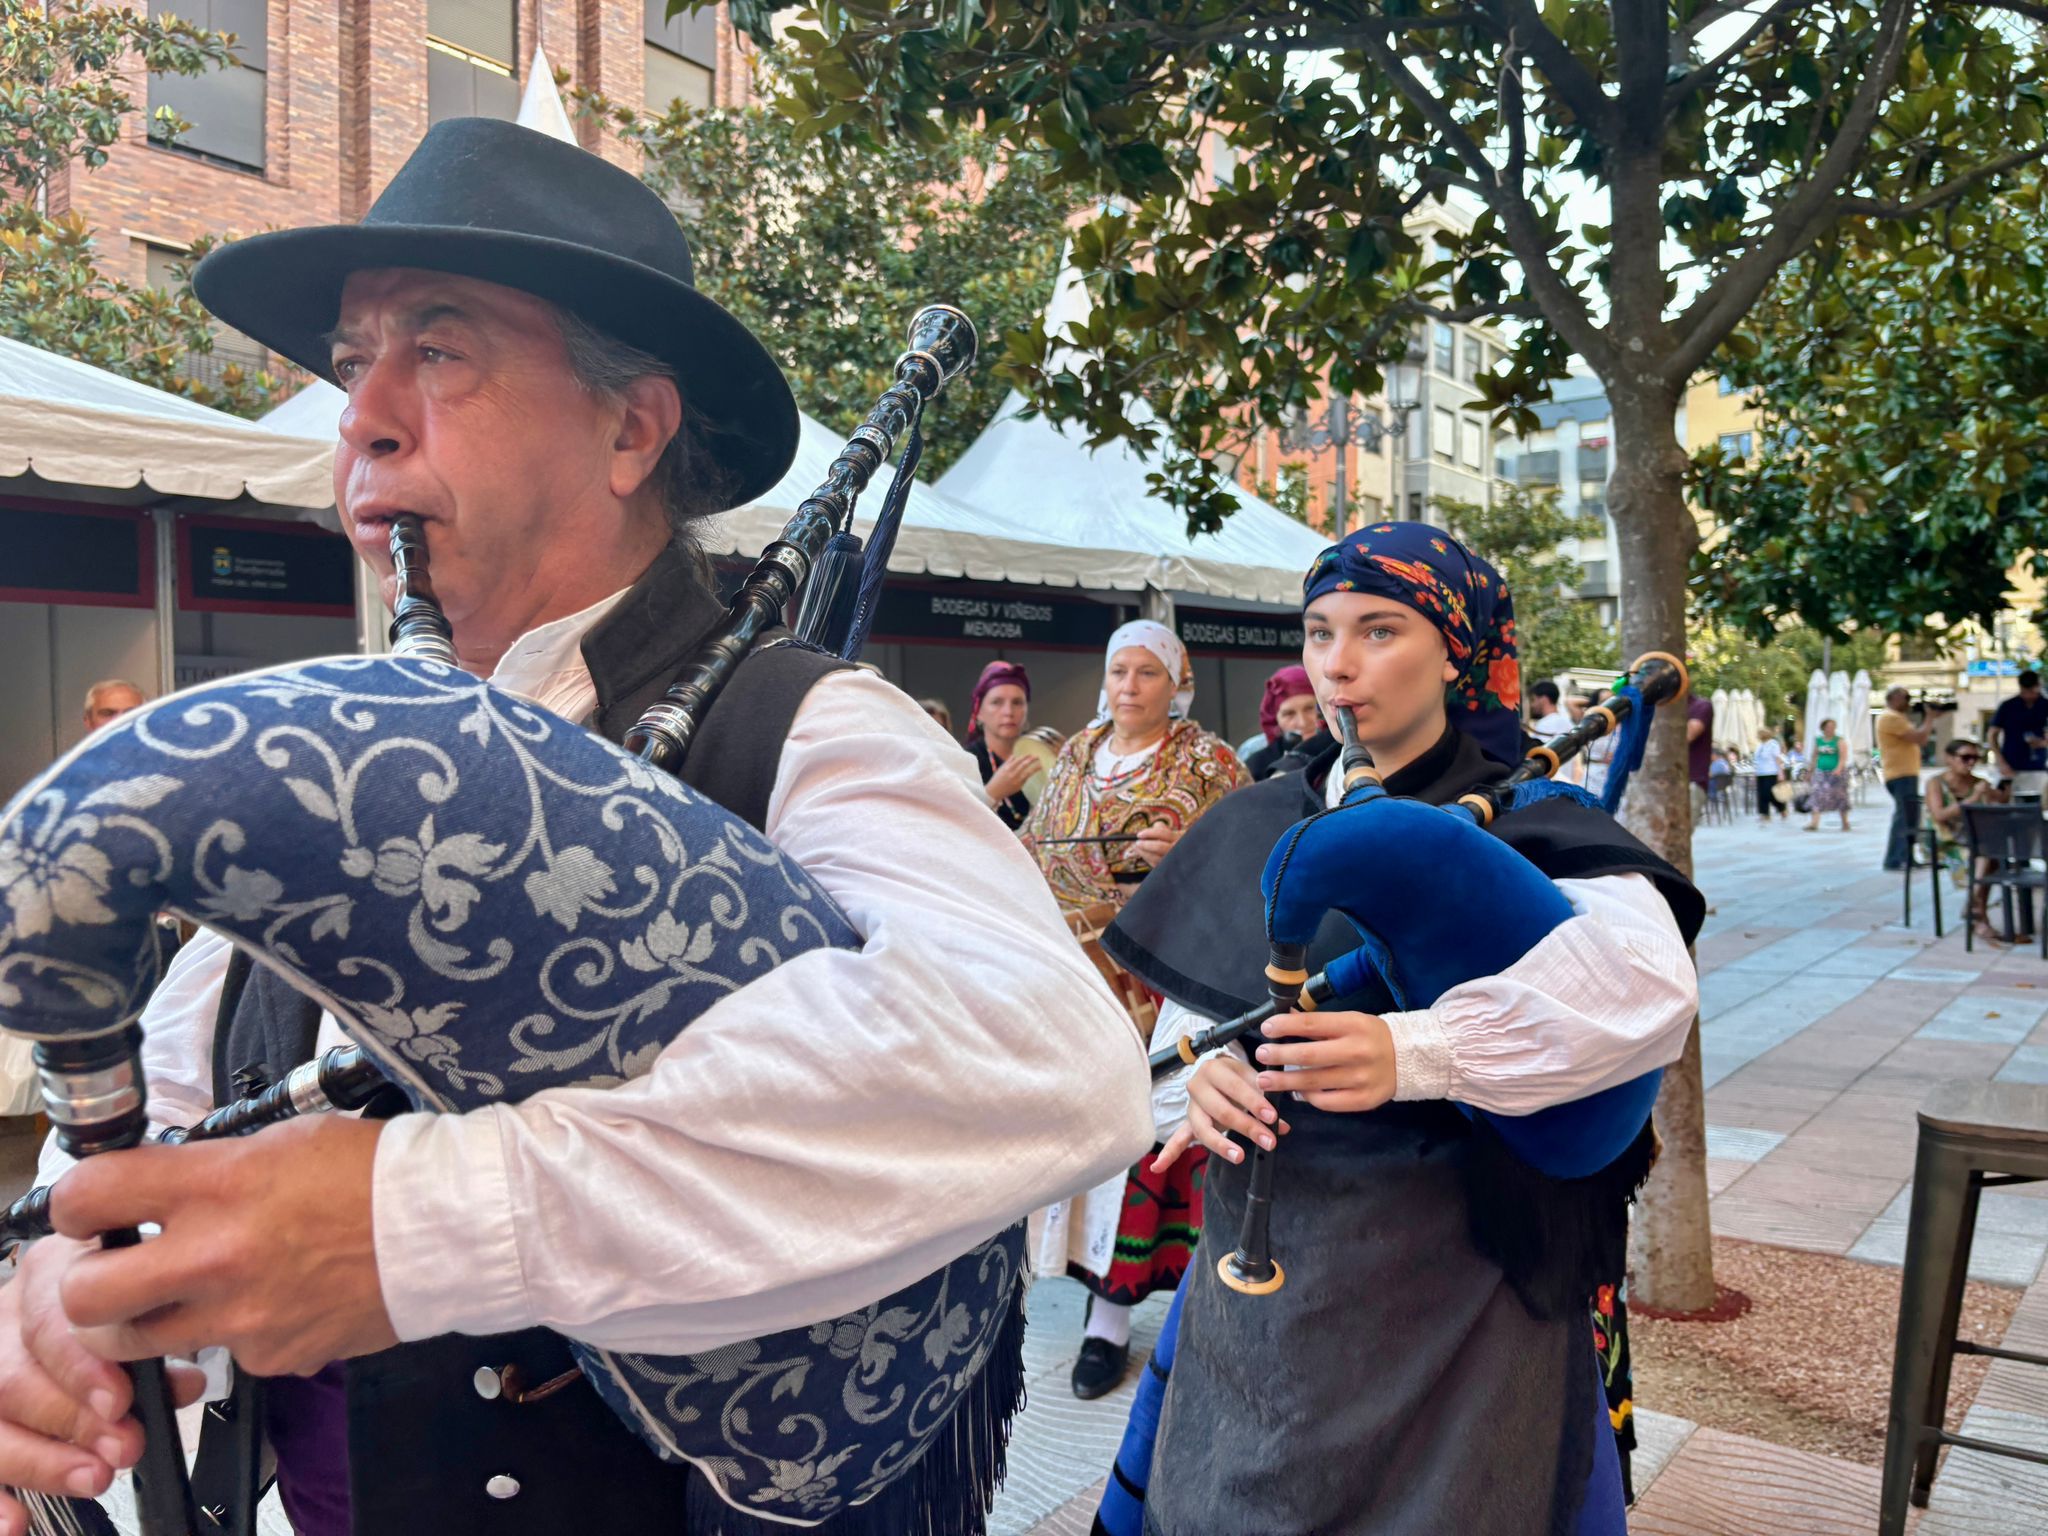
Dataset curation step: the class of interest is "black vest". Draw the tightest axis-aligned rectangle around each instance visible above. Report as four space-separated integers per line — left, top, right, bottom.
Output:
210 543 848 1534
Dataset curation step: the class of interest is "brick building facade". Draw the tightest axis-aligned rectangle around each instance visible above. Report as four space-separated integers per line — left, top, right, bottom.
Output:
55 0 754 296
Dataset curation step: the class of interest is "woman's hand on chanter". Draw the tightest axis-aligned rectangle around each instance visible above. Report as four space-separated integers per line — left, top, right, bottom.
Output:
1254 1009 1399 1114
1154 1055 1288 1172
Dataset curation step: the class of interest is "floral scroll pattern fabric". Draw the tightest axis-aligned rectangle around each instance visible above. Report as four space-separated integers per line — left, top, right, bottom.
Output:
0 654 1023 1526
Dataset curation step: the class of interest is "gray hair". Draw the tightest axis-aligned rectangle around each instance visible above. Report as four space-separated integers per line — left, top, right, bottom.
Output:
83 679 145 716
551 306 736 535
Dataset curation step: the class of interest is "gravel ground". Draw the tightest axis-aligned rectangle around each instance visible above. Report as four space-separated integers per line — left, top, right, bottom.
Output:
1631 1236 2020 1466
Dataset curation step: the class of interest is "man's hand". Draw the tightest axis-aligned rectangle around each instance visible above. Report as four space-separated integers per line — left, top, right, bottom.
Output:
984 753 1035 805
1253 1009 1399 1113
1154 1055 1288 1172
0 1235 205 1536
51 1114 398 1379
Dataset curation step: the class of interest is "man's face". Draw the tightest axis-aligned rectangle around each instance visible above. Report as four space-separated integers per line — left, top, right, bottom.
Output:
83 686 143 730
326 269 667 647
2024 683 2041 704
1888 690 1910 712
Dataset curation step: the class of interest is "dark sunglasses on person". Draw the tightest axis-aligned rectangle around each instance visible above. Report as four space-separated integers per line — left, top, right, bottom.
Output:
1956 753 1981 764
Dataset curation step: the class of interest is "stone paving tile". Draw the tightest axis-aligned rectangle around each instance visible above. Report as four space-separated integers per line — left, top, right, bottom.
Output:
1626 1425 1895 1535
1918 1405 2048 1533
1709 1191 1884 1255
1632 1407 1698 1500
1918 995 2048 1046
1996 1045 2048 1084
1705 1124 1787 1162
1846 1186 2048 1288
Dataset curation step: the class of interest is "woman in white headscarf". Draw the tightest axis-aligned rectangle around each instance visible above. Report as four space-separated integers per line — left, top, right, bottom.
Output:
1021 620 1246 913
1019 620 1246 1400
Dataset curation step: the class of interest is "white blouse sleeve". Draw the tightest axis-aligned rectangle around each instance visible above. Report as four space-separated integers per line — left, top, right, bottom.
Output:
1379 872 1696 1115
369 670 1157 1354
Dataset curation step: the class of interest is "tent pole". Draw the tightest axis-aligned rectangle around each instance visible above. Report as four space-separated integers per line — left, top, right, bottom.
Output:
152 508 176 699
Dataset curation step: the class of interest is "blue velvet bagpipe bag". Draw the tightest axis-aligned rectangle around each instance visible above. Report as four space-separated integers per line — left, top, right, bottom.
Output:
1266 775 1663 1178
0 654 1024 1531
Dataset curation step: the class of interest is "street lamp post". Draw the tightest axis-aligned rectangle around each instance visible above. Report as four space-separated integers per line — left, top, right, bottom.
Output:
1280 364 1422 528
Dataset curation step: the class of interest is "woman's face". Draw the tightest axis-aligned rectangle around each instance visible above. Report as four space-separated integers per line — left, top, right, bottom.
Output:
1301 591 1456 747
1274 692 1322 740
1820 718 1837 735
978 683 1028 747
1105 646 1177 735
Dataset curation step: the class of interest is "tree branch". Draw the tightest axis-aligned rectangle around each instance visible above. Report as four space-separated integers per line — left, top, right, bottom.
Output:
1836 143 2048 218
1667 0 1918 383
1665 0 1804 106
1966 0 2048 23
1482 0 1613 131
1347 26 1615 373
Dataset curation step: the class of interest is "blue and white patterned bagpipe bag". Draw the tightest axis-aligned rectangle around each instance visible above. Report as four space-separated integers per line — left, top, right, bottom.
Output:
0 309 1022 1534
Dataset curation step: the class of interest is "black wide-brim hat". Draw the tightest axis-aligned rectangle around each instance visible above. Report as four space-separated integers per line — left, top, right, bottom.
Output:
194 117 798 510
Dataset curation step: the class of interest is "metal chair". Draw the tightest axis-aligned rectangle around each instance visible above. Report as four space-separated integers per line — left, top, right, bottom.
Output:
1962 804 2048 958
1881 1082 2048 1533
1903 823 1944 938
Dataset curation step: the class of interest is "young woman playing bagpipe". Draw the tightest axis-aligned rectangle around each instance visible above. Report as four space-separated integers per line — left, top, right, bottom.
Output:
1092 522 1705 1536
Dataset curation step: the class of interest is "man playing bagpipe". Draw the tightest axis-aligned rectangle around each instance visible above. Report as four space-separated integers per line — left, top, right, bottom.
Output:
1098 522 1705 1535
0 119 1154 1536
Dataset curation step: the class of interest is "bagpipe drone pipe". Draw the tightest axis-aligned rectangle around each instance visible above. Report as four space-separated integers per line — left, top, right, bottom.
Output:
1092 654 1688 1536
0 308 1025 1536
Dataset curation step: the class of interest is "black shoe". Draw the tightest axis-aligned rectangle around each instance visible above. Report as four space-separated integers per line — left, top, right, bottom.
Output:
1071 1336 1130 1400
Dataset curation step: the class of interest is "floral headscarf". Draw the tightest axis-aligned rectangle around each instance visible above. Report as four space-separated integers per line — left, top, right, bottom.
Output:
1258 664 1317 744
964 660 1031 744
1301 521 1522 766
1093 619 1194 726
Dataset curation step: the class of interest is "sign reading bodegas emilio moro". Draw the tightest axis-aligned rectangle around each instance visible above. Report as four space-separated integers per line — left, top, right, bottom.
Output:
866 584 1122 649
1176 606 1305 657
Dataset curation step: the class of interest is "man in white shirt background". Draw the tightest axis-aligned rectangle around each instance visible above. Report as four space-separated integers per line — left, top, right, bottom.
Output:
0 120 1153 1536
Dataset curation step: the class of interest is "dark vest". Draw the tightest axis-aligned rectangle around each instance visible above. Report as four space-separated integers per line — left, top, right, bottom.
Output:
209 543 848 1535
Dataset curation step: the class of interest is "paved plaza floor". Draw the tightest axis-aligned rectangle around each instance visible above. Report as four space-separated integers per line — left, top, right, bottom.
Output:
1000 798 2048 1535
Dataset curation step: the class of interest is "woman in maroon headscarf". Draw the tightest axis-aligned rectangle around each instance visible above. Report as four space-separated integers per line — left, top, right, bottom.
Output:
1243 663 1326 781
965 660 1036 829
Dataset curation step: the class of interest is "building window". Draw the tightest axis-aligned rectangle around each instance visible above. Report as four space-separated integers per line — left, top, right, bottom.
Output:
427 0 519 125
1407 491 1424 519
147 0 266 171
646 0 718 110
1210 133 1237 183
1433 406 1456 461
143 244 268 389
1461 336 1482 383
1459 417 1483 469
1718 430 1754 460
1433 323 1455 375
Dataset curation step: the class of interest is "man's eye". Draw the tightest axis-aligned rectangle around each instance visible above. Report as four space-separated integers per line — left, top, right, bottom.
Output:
332 356 362 381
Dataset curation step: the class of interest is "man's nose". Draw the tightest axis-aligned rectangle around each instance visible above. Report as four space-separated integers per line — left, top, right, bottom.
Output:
336 356 416 459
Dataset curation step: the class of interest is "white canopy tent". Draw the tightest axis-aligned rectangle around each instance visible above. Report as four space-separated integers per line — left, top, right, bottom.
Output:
935 250 1326 607
1802 669 1829 759
1848 670 1874 760
0 335 335 514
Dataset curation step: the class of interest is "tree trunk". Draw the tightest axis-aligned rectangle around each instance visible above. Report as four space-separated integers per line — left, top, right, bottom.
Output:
1605 380 1718 1314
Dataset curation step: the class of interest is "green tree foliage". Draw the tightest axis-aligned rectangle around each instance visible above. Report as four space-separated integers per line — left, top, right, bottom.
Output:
708 0 2048 1308
1691 621 1892 733
569 84 1076 472
1434 485 1619 688
1253 464 1310 524
1695 173 2048 641
0 1 280 413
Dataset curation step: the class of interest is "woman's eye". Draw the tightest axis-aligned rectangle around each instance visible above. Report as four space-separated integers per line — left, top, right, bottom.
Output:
1368 626 1395 641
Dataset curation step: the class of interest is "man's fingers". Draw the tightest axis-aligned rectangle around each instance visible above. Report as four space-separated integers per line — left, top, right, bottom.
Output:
69 1315 208 1369
19 1284 131 1432
0 1416 119 1508
0 1352 130 1467
59 1238 212 1340
47 1147 194 1241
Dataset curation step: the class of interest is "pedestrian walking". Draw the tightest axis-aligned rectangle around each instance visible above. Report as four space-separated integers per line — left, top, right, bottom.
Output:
1805 717 1852 832
1752 729 1788 820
